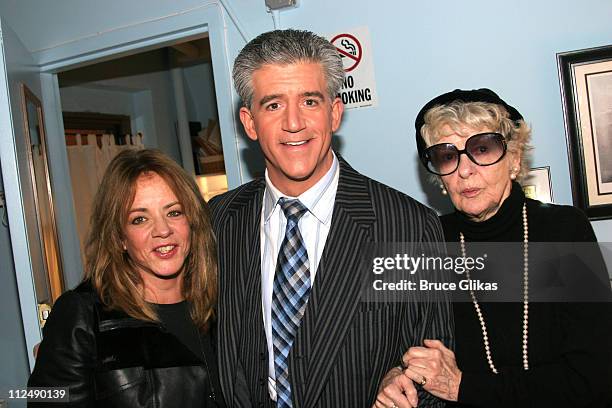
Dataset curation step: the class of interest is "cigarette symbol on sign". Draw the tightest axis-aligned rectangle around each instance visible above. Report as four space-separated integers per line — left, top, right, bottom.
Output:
341 39 357 55
331 33 363 73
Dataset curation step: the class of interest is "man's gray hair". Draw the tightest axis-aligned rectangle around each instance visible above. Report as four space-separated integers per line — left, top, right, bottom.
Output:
233 29 345 108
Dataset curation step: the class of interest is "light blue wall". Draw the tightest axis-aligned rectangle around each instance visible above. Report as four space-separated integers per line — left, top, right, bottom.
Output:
0 0 266 56
183 62 219 127
0 172 29 408
0 17 44 407
267 0 612 240
60 86 137 124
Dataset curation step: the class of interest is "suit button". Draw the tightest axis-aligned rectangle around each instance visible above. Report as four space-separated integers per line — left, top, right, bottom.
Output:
260 352 266 360
259 378 265 386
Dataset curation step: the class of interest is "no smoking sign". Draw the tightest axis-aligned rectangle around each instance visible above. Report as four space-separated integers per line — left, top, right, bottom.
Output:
331 33 362 72
327 27 378 109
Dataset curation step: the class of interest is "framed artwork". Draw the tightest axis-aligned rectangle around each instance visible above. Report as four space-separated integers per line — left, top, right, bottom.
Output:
558 44 612 220
522 166 554 203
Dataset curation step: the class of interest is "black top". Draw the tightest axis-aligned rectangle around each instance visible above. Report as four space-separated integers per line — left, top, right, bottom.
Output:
155 301 201 358
441 182 612 407
155 301 225 408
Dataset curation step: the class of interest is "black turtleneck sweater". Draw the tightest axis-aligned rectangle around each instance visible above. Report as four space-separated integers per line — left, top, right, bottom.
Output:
440 182 612 408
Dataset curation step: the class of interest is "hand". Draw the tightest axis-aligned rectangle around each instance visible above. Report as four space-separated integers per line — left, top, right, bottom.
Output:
372 366 418 408
402 339 462 402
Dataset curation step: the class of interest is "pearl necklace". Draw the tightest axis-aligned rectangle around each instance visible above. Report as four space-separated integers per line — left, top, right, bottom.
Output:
459 202 529 374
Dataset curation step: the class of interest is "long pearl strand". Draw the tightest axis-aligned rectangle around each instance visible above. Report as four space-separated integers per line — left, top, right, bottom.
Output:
459 203 529 374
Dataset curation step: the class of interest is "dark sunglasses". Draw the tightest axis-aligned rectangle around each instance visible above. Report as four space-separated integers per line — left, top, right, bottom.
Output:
420 132 508 176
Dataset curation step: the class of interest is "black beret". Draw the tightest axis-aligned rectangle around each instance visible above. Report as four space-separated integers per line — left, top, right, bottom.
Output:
414 88 523 157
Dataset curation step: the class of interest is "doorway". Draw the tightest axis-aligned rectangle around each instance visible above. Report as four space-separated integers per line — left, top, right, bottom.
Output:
56 36 229 266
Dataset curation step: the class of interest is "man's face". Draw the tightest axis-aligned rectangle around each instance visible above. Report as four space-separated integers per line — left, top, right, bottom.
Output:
239 62 343 196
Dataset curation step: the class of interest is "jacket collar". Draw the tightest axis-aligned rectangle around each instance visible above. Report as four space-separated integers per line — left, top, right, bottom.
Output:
293 154 377 407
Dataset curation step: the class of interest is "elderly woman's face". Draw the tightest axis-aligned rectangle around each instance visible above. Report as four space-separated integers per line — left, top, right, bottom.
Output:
437 124 519 222
122 172 191 289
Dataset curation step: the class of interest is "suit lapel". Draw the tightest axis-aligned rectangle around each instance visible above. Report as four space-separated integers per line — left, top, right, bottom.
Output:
291 157 376 407
217 179 266 405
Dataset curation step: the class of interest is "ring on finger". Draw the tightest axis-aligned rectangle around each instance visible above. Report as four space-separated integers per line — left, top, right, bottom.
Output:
420 376 427 386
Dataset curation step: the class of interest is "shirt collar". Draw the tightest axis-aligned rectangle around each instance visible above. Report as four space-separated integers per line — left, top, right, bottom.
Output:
263 152 339 225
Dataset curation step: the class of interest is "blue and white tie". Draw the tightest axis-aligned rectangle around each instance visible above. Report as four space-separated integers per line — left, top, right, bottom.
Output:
272 198 311 408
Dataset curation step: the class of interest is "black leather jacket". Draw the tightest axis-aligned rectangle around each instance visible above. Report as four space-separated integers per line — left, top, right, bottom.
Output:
28 282 225 407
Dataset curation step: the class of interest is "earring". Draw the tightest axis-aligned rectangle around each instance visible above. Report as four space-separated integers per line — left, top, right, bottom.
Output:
440 184 448 195
510 167 518 180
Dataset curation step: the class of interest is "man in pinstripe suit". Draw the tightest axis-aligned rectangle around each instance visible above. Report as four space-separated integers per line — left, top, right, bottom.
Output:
209 29 452 408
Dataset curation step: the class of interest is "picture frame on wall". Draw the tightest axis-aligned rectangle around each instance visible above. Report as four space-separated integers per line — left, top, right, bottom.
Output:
558 44 612 220
522 166 554 203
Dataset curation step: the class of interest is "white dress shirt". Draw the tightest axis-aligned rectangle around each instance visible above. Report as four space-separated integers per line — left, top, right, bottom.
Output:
260 153 340 400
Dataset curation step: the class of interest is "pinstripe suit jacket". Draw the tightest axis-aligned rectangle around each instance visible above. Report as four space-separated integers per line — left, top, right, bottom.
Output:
209 156 453 408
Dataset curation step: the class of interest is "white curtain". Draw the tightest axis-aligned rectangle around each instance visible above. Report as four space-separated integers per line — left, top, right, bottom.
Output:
66 133 144 261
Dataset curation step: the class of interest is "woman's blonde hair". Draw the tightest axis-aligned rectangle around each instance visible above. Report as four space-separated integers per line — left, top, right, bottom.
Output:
421 101 532 181
84 148 217 331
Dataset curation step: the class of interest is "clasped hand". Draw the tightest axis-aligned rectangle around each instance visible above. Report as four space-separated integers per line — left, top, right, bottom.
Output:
373 339 462 408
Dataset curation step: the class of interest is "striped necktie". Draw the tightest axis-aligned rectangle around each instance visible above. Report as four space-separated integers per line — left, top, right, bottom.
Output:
272 198 311 408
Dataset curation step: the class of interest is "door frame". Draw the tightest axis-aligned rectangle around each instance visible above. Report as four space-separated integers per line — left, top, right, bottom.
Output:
10 3 244 371
40 3 243 286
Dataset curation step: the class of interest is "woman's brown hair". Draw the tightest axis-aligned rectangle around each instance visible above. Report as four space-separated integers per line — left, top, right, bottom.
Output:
84 148 217 331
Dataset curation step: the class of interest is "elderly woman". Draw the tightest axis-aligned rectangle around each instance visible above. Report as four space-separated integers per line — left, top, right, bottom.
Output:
28 149 225 407
375 89 611 408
